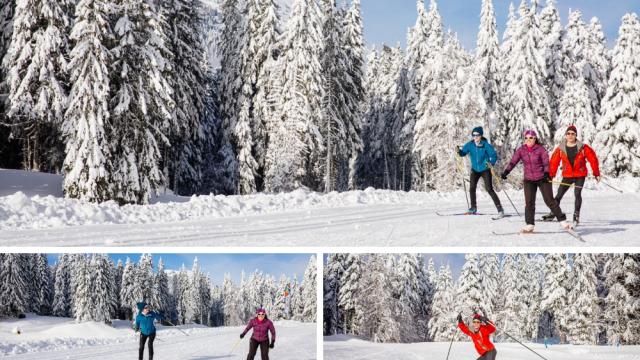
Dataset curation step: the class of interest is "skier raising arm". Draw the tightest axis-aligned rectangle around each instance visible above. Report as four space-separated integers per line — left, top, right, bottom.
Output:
457 126 504 216
134 302 163 360
240 308 276 360
457 313 497 360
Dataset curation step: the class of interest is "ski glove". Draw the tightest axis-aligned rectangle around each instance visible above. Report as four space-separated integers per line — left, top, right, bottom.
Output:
269 341 275 349
457 313 463 323
501 170 510 180
240 333 245 339
542 172 551 182
479 316 490 324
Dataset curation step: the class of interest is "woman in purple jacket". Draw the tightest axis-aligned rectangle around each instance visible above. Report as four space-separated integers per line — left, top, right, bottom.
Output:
501 130 572 232
240 308 276 360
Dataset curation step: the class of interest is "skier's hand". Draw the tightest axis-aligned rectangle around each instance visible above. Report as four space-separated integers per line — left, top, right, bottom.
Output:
479 315 490 324
269 341 275 349
501 170 510 180
240 333 245 339
543 172 551 182
457 313 463 323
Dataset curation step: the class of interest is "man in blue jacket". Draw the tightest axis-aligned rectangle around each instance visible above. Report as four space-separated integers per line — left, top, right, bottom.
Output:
458 126 504 216
134 302 163 360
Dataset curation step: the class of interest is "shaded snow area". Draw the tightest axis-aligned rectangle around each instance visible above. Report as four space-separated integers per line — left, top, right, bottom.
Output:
0 315 315 359
324 335 640 360
1 169 639 246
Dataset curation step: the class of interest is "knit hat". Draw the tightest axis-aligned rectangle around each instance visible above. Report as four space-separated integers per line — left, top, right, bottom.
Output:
523 129 538 138
566 124 578 135
472 126 484 136
473 314 483 321
256 308 266 315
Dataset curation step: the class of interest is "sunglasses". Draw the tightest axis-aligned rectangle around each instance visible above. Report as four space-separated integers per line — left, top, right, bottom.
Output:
472 134 481 137
524 136 536 140
472 320 481 323
257 313 266 316
566 132 576 136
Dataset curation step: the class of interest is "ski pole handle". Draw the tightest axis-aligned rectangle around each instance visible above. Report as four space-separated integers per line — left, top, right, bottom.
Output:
548 180 584 189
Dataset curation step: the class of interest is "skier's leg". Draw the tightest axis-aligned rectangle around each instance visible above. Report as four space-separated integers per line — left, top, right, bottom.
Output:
487 349 497 360
148 333 155 360
247 339 259 360
139 334 148 360
539 181 566 221
554 178 573 207
481 170 502 210
573 177 585 215
469 170 481 210
523 181 536 225
259 340 270 360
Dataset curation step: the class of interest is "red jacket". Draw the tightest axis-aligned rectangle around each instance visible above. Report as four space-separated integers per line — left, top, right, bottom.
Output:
550 140 600 178
458 321 496 355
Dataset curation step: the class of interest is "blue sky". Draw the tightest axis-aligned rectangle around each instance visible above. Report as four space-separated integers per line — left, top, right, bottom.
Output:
360 0 640 50
47 254 313 285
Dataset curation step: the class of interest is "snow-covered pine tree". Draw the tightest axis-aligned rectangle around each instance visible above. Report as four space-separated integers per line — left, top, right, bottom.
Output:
0 254 29 316
595 13 640 177
53 254 72 317
394 254 421 341
456 254 484 317
391 47 413 191
186 257 204 323
623 255 640 344
264 0 325 192
62 0 114 202
109 0 175 204
114 259 123 318
498 253 525 341
475 0 500 130
427 263 456 341
154 258 170 316
540 253 570 342
324 253 345 335
2 0 71 172
519 254 543 341
119 257 138 320
500 1 552 155
338 253 363 335
416 255 435 340
584 17 610 117
138 254 154 305
301 255 317 323
272 274 290 320
604 254 629 345
556 77 596 144
0 0 13 68
479 253 500 318
538 0 567 130
88 254 114 323
567 253 599 344
73 254 92 322
222 273 242 325
34 254 52 315
562 10 590 82
176 264 190 324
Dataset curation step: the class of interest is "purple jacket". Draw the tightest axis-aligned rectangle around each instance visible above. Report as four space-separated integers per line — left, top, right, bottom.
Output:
505 143 549 181
242 317 276 343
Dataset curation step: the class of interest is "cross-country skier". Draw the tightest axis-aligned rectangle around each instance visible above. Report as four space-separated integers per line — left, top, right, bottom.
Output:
457 126 504 216
240 308 276 360
501 129 572 232
134 302 163 360
542 125 600 226
458 313 497 360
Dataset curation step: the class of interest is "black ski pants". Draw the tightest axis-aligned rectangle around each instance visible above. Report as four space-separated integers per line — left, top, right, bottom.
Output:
469 169 502 210
554 177 585 215
524 179 566 225
477 349 497 360
247 339 270 360
139 332 156 360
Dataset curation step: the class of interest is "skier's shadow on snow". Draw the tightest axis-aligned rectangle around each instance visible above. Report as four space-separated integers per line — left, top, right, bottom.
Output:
577 220 640 236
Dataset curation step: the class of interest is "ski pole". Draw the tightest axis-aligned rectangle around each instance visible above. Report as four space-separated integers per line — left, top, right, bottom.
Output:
548 180 584 189
599 177 623 193
165 319 190 336
446 312 462 360
230 337 243 355
494 325 549 360
455 150 470 209
487 163 521 217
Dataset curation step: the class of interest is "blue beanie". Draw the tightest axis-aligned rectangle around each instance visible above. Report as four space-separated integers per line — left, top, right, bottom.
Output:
472 126 484 136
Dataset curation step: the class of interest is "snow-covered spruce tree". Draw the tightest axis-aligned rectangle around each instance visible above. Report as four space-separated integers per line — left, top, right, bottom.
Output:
119 257 138 320
475 0 500 130
272 275 290 320
556 77 596 144
87 254 114 323
62 0 114 202
584 17 610 117
138 254 154 305
456 254 484 318
324 253 346 335
595 13 640 177
623 255 640 344
113 259 123 318
176 264 190 324
562 10 590 83
0 0 16 167
479 253 500 318
499 1 552 155
154 258 170 316
109 0 175 204
264 0 325 192
428 263 456 341
540 253 570 342
158 0 209 196
53 254 72 317
604 254 629 345
301 255 317 323
0 254 29 316
357 254 401 343
72 255 92 322
0 0 13 68
391 47 413 191
339 253 363 335
538 0 567 129
567 253 599 344
186 258 204 324
416 255 435 340
498 253 525 341
34 254 52 315
519 254 544 341
2 0 71 172
394 254 421 341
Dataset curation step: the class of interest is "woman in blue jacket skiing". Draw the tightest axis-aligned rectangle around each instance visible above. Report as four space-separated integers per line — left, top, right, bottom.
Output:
135 302 163 360
457 126 504 216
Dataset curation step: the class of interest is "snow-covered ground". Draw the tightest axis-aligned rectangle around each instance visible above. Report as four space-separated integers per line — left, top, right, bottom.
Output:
1 169 639 247
0 314 315 359
324 335 640 360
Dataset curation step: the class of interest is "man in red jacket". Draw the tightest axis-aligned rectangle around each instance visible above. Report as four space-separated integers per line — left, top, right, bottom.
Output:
458 313 497 360
544 125 601 226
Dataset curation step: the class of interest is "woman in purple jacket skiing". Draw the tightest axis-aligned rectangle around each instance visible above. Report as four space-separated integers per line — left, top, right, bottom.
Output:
240 308 276 360
501 130 572 232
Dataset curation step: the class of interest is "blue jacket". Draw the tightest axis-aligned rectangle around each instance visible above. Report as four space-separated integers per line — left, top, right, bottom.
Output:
458 139 498 173
135 302 162 336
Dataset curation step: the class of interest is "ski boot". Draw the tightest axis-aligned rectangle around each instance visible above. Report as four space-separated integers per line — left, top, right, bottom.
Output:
465 207 477 215
560 220 573 230
573 213 580 228
521 224 535 233
494 205 505 219
541 212 555 221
